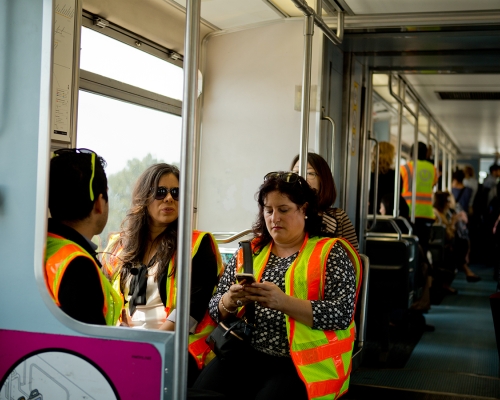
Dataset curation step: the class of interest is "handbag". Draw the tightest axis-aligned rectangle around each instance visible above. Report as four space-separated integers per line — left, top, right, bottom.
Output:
206 240 255 360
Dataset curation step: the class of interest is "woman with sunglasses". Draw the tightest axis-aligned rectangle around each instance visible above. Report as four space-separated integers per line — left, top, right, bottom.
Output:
194 172 361 400
291 153 359 250
102 163 222 384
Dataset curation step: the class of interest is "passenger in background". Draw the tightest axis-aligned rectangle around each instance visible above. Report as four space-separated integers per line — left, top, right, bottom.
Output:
433 191 480 284
369 141 403 215
400 142 438 257
290 152 359 250
102 163 222 384
379 193 410 222
451 169 473 215
463 165 478 214
194 172 361 400
45 148 122 326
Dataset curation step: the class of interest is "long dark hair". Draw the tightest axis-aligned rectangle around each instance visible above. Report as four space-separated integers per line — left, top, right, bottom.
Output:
110 163 180 289
252 173 321 254
290 153 336 211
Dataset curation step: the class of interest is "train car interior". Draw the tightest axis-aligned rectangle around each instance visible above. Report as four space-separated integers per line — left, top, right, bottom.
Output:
1 0 500 399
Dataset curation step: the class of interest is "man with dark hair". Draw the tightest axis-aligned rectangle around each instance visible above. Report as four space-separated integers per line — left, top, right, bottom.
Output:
400 142 438 256
45 148 121 325
451 169 473 214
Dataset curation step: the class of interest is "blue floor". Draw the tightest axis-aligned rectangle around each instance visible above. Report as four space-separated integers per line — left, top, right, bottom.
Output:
350 265 500 399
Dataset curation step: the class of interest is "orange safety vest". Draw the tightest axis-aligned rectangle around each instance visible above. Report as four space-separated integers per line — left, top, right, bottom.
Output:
400 160 437 219
44 233 122 326
103 230 223 369
236 235 362 400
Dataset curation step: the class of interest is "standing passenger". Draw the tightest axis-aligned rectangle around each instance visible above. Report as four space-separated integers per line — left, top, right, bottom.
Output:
369 141 405 215
45 148 122 326
102 163 223 384
290 153 359 250
400 142 438 255
463 165 478 214
451 169 473 215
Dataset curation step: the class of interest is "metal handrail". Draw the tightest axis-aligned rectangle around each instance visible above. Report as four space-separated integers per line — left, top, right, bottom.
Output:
291 0 344 45
367 137 379 231
173 0 200 398
396 216 413 235
321 108 336 179
214 229 253 244
357 254 370 350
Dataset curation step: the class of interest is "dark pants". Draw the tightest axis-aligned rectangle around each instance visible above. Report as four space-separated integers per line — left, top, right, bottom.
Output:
414 218 434 257
193 348 308 400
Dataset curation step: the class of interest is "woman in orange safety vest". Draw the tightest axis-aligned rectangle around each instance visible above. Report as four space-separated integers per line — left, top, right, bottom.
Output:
193 172 361 400
102 163 222 386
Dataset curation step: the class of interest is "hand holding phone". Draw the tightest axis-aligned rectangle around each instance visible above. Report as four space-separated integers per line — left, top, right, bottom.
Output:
235 273 256 285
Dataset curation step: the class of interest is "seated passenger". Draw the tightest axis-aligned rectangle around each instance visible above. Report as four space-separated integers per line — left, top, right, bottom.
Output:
193 172 361 400
291 152 359 250
102 163 222 383
45 148 122 325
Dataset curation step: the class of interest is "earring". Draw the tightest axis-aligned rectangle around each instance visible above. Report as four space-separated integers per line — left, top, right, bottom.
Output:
305 216 308 219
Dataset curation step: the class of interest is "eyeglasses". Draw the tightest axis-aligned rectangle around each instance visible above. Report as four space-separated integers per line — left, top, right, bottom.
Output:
53 148 96 201
153 186 180 201
292 170 318 180
263 171 301 184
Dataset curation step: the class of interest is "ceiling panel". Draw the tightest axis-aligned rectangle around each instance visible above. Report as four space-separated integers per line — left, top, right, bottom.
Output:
403 74 500 155
171 0 281 29
345 0 500 15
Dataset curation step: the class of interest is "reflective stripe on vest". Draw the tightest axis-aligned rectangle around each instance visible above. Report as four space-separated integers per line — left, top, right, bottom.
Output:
104 231 223 369
45 233 123 326
164 231 223 369
400 161 436 219
238 236 362 400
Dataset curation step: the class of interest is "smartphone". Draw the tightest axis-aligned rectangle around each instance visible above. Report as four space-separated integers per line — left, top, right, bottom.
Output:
235 273 256 285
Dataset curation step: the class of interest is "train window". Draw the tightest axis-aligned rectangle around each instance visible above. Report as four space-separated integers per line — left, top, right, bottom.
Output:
80 27 183 101
76 90 181 248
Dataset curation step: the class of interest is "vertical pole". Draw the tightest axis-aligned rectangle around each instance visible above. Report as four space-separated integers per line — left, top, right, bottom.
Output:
358 67 372 253
410 103 419 224
394 100 403 219
448 146 453 189
173 1 200 399
299 14 314 178
439 134 448 190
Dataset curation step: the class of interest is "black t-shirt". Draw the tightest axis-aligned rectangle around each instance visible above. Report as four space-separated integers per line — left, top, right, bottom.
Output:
48 219 106 325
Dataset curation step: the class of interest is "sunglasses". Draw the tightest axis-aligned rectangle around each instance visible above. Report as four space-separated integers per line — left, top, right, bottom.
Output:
263 171 301 184
153 186 180 201
53 148 96 201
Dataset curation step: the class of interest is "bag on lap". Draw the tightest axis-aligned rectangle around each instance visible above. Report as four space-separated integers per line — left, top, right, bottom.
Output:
206 241 255 360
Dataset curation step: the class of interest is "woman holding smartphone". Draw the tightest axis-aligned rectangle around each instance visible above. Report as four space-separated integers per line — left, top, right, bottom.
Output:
102 163 222 385
194 172 362 400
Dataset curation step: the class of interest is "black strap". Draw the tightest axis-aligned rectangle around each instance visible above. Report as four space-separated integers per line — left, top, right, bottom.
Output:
239 240 255 325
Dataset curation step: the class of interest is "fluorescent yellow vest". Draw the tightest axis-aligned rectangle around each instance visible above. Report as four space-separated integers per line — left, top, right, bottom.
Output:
401 160 436 219
104 231 223 369
45 233 122 326
237 236 362 400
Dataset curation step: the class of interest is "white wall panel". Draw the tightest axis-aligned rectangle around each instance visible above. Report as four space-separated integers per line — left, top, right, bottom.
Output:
197 20 324 233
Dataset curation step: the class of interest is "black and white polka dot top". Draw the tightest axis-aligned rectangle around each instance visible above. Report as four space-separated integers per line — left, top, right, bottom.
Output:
208 241 356 358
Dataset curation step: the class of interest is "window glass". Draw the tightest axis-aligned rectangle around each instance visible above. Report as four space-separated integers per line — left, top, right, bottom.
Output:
80 27 183 100
77 90 182 248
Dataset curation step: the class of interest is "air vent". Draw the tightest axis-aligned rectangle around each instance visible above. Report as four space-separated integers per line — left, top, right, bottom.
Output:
437 92 500 100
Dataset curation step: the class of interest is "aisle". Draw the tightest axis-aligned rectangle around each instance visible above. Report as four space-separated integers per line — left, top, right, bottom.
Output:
347 265 500 399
